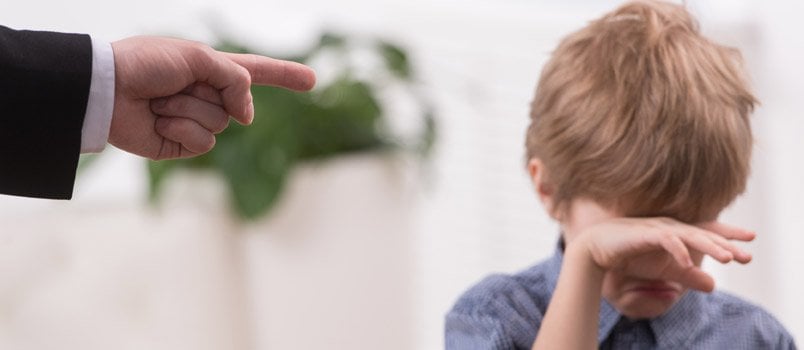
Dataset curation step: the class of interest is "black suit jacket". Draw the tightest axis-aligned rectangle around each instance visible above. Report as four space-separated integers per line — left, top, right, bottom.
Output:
0 25 92 199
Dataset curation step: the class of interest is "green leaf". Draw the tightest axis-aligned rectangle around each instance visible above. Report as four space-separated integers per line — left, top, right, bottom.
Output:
212 131 294 220
418 108 438 157
205 85 303 219
319 32 347 49
298 76 385 159
377 40 412 79
147 159 178 202
215 40 251 54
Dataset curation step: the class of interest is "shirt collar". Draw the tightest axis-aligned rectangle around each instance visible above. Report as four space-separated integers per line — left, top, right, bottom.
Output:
547 238 706 346
649 290 707 347
598 300 622 343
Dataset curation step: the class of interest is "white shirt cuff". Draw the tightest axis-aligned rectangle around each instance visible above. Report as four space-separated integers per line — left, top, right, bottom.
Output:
80 37 115 153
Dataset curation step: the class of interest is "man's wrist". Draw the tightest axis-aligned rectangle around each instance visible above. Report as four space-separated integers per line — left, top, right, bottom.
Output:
80 36 115 153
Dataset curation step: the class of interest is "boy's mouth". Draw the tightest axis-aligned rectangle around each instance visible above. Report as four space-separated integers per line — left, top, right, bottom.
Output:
627 281 683 300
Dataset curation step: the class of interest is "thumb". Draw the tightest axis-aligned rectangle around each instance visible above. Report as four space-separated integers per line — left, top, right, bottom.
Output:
674 267 715 293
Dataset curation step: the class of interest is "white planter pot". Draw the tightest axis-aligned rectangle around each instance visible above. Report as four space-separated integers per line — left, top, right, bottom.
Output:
0 152 417 350
239 152 417 350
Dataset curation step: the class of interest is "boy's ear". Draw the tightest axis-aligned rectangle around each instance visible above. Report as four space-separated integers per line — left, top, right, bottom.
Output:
528 158 557 217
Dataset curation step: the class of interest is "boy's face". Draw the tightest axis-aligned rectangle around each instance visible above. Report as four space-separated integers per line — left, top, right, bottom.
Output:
599 251 704 319
562 199 705 320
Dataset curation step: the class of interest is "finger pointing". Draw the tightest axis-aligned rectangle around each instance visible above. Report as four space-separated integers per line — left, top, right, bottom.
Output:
223 53 316 92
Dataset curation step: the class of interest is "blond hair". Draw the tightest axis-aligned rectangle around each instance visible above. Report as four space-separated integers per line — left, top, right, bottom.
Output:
525 0 757 223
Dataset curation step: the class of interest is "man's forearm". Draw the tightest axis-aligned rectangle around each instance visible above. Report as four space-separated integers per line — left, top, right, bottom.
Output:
0 25 92 199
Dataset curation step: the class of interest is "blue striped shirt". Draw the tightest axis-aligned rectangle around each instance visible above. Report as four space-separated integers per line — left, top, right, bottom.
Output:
446 242 796 349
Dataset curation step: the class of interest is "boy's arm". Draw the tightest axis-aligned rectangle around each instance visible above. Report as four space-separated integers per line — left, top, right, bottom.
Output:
531 218 754 350
531 244 605 349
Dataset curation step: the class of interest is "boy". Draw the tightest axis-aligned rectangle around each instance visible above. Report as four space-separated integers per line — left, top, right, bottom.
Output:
445 1 796 349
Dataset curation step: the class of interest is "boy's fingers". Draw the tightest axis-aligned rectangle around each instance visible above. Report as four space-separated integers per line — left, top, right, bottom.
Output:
733 251 753 264
676 267 715 293
678 228 734 264
695 223 754 264
698 222 756 242
698 228 753 264
657 234 693 268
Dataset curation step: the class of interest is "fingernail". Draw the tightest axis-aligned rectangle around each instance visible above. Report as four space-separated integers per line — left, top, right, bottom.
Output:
245 103 254 125
304 68 317 91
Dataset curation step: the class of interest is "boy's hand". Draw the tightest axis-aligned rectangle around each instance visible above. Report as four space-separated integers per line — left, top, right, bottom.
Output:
571 217 755 292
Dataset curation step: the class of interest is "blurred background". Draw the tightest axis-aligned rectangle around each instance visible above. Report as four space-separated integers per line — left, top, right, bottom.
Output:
1 0 803 349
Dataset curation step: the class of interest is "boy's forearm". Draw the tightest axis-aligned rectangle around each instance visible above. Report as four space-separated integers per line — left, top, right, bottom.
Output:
532 242 605 350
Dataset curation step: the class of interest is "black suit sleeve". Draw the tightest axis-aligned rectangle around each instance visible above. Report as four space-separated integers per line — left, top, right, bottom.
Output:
0 25 93 199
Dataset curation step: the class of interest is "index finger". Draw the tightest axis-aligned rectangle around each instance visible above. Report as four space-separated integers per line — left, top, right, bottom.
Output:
223 53 316 92
697 221 756 242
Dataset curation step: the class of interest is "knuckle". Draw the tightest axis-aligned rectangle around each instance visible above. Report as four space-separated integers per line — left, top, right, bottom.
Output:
189 43 216 69
239 65 252 86
658 230 676 242
192 42 213 57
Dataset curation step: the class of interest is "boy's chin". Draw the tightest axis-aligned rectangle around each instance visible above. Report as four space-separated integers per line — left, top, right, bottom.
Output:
614 294 681 320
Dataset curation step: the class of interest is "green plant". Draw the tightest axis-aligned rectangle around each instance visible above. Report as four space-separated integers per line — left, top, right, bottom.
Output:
147 32 436 220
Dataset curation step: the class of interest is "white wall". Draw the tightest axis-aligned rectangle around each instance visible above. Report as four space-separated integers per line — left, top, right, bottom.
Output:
2 1 803 349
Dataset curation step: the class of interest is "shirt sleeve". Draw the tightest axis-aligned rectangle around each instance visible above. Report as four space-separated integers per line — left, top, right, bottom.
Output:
445 312 513 350
80 36 115 153
780 336 798 350
445 275 545 350
770 316 798 350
